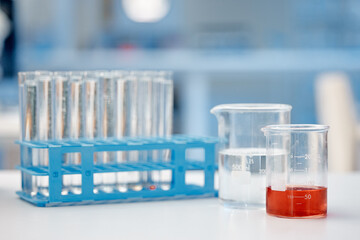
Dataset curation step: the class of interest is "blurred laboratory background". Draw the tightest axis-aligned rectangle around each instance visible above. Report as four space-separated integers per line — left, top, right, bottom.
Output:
0 0 359 171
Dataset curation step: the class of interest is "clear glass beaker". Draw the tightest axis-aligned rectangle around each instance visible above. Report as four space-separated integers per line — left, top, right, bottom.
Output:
211 104 292 209
262 124 329 218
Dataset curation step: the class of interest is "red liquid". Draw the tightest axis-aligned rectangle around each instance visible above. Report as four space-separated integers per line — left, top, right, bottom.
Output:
266 186 327 218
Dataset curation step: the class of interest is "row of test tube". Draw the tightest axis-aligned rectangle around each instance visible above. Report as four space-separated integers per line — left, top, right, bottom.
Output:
18 70 174 196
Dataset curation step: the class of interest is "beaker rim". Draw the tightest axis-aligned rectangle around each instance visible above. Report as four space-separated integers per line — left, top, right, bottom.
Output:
210 103 292 113
262 124 330 133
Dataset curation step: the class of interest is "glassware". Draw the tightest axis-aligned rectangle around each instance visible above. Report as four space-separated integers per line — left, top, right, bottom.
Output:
53 72 71 195
36 72 53 196
83 71 100 139
98 71 116 193
68 72 84 194
83 71 101 193
262 124 329 218
113 70 129 192
159 71 173 190
211 104 292 209
18 70 175 196
54 72 70 140
149 72 162 187
19 72 38 196
124 71 142 191
136 72 152 189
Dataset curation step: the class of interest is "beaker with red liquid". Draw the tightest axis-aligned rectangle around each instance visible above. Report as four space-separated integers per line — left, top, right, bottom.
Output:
262 125 329 218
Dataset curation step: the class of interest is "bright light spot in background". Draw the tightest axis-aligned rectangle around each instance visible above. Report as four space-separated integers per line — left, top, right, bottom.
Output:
122 0 170 23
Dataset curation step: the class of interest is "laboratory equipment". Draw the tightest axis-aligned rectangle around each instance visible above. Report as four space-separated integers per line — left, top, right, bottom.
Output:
98 71 117 193
54 72 71 195
125 71 142 191
159 71 174 190
68 72 84 194
54 72 70 140
149 71 174 190
113 70 129 192
18 71 38 196
18 70 210 207
36 72 53 196
262 124 329 218
16 135 218 207
149 72 162 187
211 104 292 209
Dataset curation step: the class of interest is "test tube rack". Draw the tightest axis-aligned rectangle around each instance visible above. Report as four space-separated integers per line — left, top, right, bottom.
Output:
16 135 218 207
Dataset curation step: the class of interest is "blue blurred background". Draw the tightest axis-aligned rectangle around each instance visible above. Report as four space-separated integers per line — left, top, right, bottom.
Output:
0 0 359 169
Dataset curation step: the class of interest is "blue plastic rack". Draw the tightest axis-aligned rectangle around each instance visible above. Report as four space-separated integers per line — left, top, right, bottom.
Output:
16 135 218 207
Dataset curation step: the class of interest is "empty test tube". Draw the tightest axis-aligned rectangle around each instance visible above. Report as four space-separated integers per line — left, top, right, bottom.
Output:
19 72 38 196
83 71 100 139
54 72 70 194
19 72 37 141
124 72 142 191
69 73 84 140
137 72 153 189
149 72 163 186
36 72 53 196
99 71 116 193
160 71 174 190
83 71 101 192
161 72 174 139
18 72 26 141
113 70 129 192
54 72 70 140
149 71 174 190
68 72 84 194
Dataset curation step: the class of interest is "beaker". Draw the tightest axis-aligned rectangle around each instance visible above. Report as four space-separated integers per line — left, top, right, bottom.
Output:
211 104 292 208
262 124 329 218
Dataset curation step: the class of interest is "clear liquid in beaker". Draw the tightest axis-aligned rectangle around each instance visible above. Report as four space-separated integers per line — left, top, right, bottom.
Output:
219 148 267 209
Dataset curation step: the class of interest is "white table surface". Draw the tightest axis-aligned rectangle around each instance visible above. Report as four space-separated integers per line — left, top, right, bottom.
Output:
1 170 360 240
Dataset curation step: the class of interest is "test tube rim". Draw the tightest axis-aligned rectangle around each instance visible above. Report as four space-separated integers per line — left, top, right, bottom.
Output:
54 71 71 77
35 71 53 76
111 70 130 77
19 72 37 84
37 75 52 82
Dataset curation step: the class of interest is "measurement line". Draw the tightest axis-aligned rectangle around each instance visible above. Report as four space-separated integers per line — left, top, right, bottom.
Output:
290 196 304 199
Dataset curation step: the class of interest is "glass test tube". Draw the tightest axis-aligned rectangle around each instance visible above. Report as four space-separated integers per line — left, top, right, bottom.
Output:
83 71 101 193
54 72 70 194
125 73 142 191
149 72 163 187
83 71 99 139
18 72 26 141
68 72 84 194
113 70 129 192
20 72 38 196
54 72 70 140
99 71 116 193
36 72 53 196
18 72 27 194
160 71 174 190
137 72 153 189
